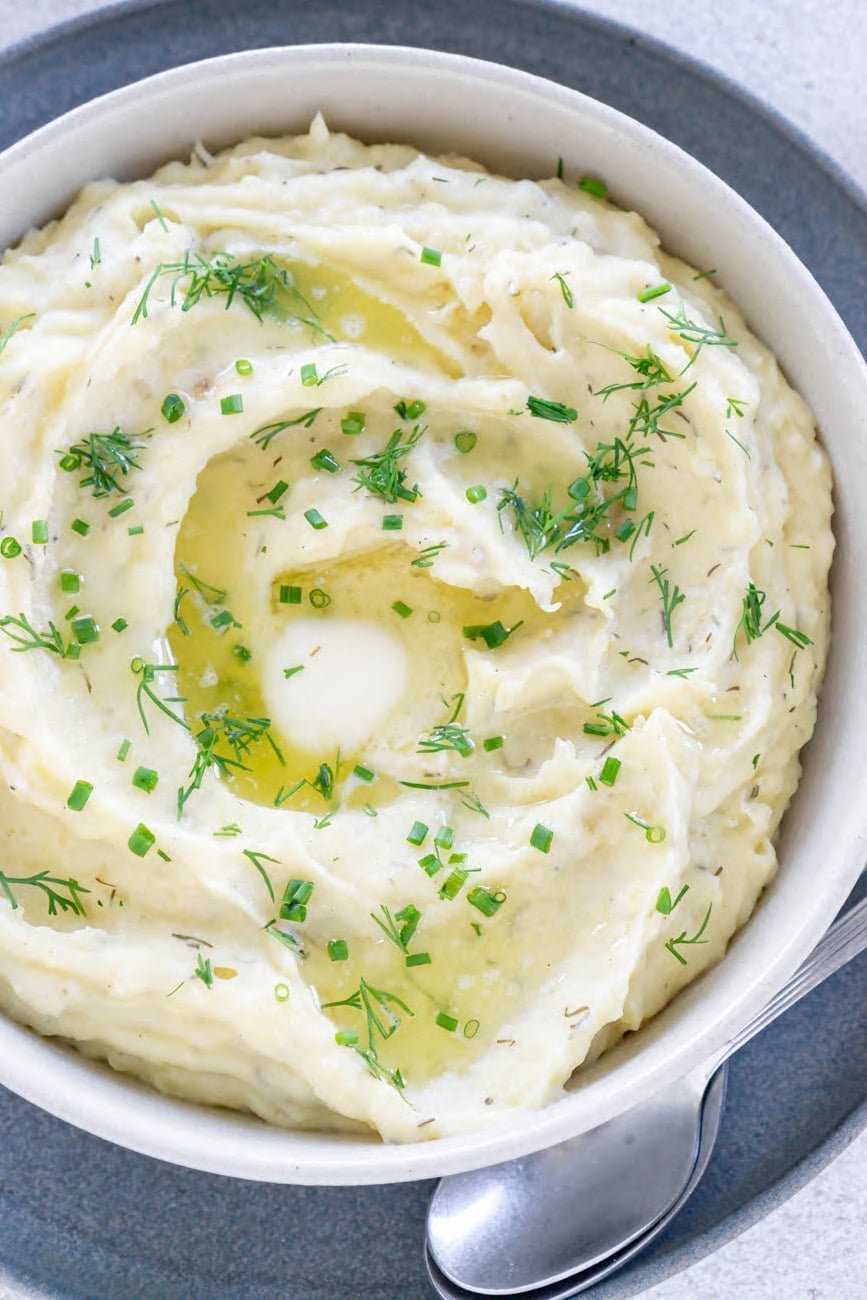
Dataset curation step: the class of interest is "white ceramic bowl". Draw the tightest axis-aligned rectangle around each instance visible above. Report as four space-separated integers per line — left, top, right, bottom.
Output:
1 44 865 1186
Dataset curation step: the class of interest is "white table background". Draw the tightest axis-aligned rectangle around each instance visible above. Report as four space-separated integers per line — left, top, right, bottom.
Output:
0 2 864 1297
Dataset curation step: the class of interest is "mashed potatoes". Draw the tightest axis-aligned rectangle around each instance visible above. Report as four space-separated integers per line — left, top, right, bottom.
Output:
0 117 831 1141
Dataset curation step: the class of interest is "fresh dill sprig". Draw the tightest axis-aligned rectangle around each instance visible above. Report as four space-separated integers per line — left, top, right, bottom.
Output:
242 849 279 902
0 614 67 656
250 409 322 451
59 428 150 499
132 659 190 735
322 977 413 1092
178 711 284 814
649 564 686 647
460 789 491 819
595 345 674 399
627 384 695 442
497 484 572 559
664 903 713 965
417 723 475 758
351 425 424 503
176 563 227 606
132 251 333 339
0 312 35 359
658 302 737 370
0 870 89 916
733 581 773 656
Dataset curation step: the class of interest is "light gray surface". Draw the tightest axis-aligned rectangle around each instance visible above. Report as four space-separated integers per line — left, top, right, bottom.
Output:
0 2 864 1298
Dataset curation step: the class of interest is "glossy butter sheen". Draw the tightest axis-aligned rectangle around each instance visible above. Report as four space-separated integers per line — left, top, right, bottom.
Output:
0 118 831 1141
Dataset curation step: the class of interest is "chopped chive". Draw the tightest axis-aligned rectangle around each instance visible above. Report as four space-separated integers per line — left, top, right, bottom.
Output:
71 519 90 537
341 411 366 436
161 392 186 423
107 498 134 518
463 1019 480 1039
67 779 93 811
454 430 477 454
309 588 331 609
405 952 432 967
436 1012 458 1032
64 605 80 622
625 811 667 843
210 609 240 633
466 485 487 504
282 664 303 679
579 175 607 198
382 514 404 530
439 868 470 901
599 756 621 787
220 394 243 415
0 537 22 559
128 823 156 857
279 584 302 605
265 480 289 504
132 766 159 793
328 938 349 962
392 600 413 619
71 615 99 645
434 825 455 850
482 735 504 752
530 823 554 853
335 1030 359 1047
117 739 131 762
407 820 429 846
111 617 128 634
637 283 671 303
300 362 318 386
462 619 522 649
280 878 315 923
419 853 442 877
526 396 578 423
235 359 253 376
304 507 328 530
421 247 443 266
31 520 49 545
274 982 290 1001
60 570 81 594
310 448 340 474
127 524 145 536
353 764 375 783
467 886 505 917
586 775 598 792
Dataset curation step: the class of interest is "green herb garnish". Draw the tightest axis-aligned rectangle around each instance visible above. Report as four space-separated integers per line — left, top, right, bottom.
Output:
59 427 149 499
664 903 713 965
0 870 88 916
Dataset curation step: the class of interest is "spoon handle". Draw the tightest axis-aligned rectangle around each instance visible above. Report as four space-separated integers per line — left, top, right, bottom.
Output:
717 895 867 1065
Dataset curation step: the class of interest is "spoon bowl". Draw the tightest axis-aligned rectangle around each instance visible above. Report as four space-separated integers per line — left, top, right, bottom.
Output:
426 897 867 1297
427 1066 712 1294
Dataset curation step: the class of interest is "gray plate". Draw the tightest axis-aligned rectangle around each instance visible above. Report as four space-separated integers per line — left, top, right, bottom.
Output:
0 3 865 1297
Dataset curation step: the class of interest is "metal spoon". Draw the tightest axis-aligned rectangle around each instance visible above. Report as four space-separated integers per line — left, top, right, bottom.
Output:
426 896 867 1298
425 1063 729 1300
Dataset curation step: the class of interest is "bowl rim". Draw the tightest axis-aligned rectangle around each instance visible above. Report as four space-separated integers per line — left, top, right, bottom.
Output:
1 40 866 1185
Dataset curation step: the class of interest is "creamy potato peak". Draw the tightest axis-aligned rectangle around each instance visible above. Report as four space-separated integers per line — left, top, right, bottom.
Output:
0 118 831 1140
